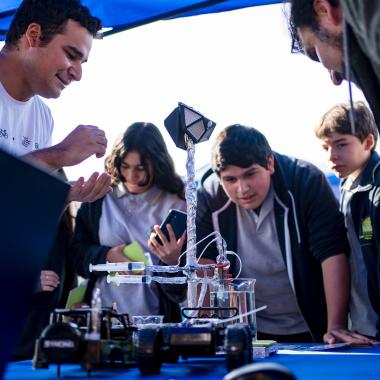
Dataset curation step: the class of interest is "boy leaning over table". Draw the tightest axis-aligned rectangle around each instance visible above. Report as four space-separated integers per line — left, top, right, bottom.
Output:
195 124 375 344
316 101 380 340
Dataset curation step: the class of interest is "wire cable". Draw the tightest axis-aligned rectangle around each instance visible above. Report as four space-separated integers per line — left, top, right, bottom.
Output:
226 251 242 278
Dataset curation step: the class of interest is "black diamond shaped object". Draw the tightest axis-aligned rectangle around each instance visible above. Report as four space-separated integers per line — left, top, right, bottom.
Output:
164 102 216 150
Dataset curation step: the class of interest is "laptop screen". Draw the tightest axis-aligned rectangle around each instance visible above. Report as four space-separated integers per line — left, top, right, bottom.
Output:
0 149 69 378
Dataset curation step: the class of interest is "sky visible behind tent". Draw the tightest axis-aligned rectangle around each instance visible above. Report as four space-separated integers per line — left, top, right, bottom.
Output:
2 3 371 179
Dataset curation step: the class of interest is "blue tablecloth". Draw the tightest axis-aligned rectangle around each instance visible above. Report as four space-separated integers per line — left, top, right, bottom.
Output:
4 344 380 379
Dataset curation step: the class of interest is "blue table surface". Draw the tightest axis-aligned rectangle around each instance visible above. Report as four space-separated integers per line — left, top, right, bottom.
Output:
4 344 380 380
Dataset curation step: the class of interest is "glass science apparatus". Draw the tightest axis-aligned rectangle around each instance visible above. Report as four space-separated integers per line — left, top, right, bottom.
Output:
90 103 262 322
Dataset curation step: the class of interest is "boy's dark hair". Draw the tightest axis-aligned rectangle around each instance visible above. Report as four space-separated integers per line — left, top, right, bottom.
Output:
105 122 184 199
212 124 272 175
315 101 378 150
315 101 379 149
286 0 339 54
5 0 102 47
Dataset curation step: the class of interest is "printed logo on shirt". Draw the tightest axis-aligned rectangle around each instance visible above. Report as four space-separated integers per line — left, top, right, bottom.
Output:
22 136 31 147
359 216 373 241
0 129 8 139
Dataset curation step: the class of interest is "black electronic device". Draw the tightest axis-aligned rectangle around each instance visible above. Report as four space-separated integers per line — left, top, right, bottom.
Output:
223 362 296 380
136 324 253 375
135 307 253 375
33 308 136 377
0 149 69 378
164 102 216 150
153 209 187 244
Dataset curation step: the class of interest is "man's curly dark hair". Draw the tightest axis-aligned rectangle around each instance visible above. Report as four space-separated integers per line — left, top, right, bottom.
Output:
5 0 101 47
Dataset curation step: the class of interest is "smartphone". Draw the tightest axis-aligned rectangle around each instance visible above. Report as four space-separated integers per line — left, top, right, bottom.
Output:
153 209 187 244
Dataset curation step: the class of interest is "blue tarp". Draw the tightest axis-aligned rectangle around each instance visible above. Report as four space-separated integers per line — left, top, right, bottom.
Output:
0 0 281 40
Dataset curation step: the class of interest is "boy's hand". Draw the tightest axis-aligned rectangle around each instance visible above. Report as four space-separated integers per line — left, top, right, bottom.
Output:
324 328 377 345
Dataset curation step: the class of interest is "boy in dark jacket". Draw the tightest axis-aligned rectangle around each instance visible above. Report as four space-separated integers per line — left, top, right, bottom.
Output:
197 124 373 344
316 101 380 339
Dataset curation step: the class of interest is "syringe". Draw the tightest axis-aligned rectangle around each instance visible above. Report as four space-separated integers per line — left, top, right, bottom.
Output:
89 262 145 273
107 274 188 286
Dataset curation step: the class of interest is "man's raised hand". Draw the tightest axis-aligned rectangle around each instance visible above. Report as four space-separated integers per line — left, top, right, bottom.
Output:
56 125 108 166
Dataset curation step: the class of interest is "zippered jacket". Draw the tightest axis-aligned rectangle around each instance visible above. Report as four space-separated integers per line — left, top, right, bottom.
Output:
341 151 380 338
196 153 350 341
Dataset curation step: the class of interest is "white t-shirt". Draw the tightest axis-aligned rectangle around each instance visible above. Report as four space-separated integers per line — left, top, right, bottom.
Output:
0 82 53 156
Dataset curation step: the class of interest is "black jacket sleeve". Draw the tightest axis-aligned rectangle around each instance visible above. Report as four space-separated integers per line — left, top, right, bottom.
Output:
70 199 111 279
292 161 350 262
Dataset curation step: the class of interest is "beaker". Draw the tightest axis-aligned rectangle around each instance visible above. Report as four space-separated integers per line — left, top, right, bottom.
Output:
210 278 256 340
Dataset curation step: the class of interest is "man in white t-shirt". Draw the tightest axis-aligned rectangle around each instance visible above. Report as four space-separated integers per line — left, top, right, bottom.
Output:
0 0 112 203
1 0 114 359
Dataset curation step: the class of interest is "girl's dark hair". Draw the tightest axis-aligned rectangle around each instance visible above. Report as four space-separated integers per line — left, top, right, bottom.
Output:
105 122 185 199
212 124 272 175
6 0 101 47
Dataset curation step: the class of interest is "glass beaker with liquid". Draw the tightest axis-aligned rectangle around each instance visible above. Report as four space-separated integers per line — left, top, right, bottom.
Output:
210 278 256 340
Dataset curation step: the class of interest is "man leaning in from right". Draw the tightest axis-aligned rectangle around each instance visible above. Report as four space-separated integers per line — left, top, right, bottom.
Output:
286 0 380 130
197 124 374 343
316 101 380 339
0 0 112 203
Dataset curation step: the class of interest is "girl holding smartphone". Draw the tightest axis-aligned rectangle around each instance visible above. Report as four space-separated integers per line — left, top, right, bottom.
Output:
71 122 186 321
